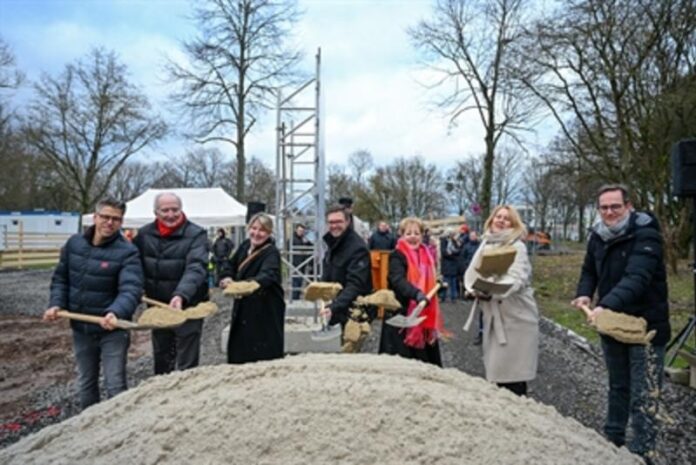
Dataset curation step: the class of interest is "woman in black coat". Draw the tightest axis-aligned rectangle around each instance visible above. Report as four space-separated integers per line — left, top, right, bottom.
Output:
379 217 444 366
220 213 285 364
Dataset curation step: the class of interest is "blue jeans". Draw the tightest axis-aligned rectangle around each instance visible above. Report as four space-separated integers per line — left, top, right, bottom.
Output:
72 330 130 409
601 337 665 456
442 275 459 301
292 276 304 300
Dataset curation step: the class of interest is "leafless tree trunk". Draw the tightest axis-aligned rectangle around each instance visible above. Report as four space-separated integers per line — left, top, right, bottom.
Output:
23 48 166 212
410 0 540 218
166 0 302 202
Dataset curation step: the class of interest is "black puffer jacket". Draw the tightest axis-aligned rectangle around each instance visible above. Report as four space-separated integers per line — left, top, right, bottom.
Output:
49 227 143 334
321 228 372 325
368 230 396 250
576 211 671 345
134 220 209 307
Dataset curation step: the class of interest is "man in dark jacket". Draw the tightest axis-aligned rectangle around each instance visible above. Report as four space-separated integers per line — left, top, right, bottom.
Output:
43 197 143 409
572 184 670 463
368 221 396 250
290 224 312 300
212 228 234 284
134 192 209 374
319 205 372 327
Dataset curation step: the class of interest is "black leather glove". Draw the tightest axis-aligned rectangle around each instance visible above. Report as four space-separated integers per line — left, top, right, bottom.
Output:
415 291 429 304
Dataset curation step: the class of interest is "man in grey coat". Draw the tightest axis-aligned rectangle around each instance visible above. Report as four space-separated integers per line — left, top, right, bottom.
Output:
134 192 209 374
44 197 143 409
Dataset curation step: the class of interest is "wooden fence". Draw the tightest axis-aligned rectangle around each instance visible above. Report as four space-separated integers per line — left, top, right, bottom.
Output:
0 222 69 269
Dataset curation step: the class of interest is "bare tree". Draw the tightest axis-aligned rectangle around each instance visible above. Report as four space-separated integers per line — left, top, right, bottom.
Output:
109 161 156 201
23 48 167 212
445 157 482 215
347 149 374 186
410 0 540 218
0 37 22 91
326 163 354 206
221 155 276 209
167 0 302 202
359 157 446 224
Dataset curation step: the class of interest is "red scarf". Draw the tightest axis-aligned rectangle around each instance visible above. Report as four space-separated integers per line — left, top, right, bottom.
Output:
395 238 444 348
156 213 187 237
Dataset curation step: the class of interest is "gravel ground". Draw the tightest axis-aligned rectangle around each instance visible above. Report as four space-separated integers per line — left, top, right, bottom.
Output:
1 269 695 464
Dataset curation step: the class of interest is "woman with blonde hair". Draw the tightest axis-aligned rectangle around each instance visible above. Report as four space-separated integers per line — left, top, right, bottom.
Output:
463 205 539 395
220 213 285 364
379 217 445 366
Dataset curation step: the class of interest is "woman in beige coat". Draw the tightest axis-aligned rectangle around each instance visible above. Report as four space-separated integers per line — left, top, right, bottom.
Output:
463 205 539 396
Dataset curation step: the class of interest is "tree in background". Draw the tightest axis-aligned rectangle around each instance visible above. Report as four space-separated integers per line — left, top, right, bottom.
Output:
358 157 446 225
410 0 540 218
520 0 696 263
167 0 302 203
23 48 166 212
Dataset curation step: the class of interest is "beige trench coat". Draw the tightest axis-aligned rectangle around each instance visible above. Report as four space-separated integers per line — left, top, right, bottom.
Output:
464 239 539 383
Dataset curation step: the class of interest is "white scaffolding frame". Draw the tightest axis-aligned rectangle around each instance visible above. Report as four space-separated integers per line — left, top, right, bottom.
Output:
275 48 325 301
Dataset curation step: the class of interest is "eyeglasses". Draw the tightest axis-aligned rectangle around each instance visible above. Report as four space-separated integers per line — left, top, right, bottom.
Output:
598 203 625 212
96 213 123 223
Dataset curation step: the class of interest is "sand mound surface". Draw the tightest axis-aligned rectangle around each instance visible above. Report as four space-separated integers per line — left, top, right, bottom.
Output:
0 354 642 465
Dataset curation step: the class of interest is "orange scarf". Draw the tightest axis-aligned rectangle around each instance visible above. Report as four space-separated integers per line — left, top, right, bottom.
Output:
395 238 444 348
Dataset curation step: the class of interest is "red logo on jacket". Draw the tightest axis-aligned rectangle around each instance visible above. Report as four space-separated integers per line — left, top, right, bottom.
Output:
100 261 109 269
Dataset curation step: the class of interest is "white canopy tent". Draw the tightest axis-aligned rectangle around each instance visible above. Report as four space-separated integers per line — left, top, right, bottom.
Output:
82 188 248 229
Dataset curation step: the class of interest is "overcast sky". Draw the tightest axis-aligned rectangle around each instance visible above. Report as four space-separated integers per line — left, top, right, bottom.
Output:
0 0 551 171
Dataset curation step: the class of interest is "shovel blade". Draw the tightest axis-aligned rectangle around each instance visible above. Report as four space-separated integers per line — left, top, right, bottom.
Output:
385 314 426 328
310 324 342 342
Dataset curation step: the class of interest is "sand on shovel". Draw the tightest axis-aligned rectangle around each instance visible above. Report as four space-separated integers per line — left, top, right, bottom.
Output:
594 309 656 345
355 289 401 310
223 280 260 298
0 354 643 465
136 306 185 327
183 302 218 320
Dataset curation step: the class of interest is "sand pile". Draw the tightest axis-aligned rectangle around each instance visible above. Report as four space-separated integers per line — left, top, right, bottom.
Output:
0 354 642 465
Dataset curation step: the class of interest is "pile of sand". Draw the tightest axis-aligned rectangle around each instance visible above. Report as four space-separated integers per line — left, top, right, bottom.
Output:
0 354 642 465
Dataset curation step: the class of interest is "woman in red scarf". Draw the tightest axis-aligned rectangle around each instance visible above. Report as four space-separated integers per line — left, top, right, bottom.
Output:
379 217 444 366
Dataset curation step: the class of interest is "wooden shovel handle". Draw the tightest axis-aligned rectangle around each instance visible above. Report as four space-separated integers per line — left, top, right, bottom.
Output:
142 296 178 311
426 282 443 300
579 304 593 319
56 310 104 325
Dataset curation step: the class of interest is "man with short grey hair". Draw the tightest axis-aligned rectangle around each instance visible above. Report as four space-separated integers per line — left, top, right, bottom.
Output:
134 192 209 374
571 184 670 464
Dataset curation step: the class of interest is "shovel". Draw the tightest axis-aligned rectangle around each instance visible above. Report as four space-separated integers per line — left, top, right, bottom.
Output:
310 298 343 342
56 310 150 330
304 282 343 342
579 304 656 345
141 296 218 322
386 281 443 328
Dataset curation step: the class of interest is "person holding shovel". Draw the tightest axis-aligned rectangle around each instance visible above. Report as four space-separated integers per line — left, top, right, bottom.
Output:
134 192 209 374
319 204 372 329
463 205 539 396
571 184 670 464
219 213 285 363
43 197 143 409
379 217 444 366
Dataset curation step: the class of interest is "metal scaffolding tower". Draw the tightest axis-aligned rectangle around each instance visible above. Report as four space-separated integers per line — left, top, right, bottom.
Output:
275 48 325 301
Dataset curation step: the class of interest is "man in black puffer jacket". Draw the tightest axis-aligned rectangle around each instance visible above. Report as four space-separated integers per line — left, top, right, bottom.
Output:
319 205 372 327
134 192 209 374
44 197 143 409
572 184 670 463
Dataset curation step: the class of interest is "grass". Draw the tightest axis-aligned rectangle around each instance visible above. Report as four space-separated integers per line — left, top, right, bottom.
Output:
531 243 695 365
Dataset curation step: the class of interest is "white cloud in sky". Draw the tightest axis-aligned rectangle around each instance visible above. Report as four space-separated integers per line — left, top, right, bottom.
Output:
1 0 517 171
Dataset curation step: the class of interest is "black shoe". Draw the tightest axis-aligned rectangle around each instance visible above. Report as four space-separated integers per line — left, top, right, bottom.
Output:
473 334 482 346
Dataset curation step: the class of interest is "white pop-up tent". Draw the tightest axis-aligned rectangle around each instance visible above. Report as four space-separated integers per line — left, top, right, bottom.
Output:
82 188 248 228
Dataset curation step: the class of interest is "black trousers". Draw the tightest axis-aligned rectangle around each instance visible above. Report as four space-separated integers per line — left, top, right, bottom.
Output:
152 319 203 374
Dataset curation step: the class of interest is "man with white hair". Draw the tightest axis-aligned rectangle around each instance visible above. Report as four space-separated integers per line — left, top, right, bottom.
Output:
134 192 209 374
